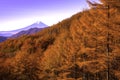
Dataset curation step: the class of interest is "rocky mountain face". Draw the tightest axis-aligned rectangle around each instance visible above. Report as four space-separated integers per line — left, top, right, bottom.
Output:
0 0 120 80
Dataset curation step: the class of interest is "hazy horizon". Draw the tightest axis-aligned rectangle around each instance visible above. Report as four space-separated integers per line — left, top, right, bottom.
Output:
0 0 99 31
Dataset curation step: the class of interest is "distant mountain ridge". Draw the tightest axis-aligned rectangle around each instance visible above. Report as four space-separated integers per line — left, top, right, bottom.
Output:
10 27 45 38
0 21 47 42
0 36 7 42
0 21 47 37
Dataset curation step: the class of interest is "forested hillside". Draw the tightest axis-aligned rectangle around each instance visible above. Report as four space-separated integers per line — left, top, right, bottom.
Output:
0 0 120 80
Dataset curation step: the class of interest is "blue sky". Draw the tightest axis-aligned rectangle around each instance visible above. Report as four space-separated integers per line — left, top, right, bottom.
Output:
0 0 99 31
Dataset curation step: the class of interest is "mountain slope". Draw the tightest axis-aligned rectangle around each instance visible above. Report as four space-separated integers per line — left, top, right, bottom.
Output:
10 28 45 38
0 0 120 80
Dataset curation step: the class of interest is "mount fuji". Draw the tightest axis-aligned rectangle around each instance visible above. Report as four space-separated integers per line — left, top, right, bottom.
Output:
0 21 48 37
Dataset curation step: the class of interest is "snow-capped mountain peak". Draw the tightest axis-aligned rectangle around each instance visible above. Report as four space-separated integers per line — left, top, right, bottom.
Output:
0 21 48 37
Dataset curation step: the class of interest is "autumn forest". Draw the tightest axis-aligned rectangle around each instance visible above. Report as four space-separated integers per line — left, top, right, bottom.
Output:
0 0 120 80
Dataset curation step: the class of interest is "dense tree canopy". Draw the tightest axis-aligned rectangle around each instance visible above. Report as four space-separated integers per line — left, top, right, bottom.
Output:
0 0 120 80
